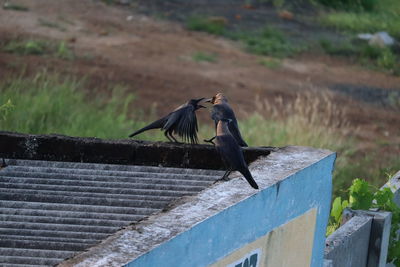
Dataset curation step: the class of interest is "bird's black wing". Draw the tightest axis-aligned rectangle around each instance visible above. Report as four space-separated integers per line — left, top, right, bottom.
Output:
229 121 248 147
215 135 244 170
212 104 248 147
177 105 199 144
164 104 199 144
216 135 257 189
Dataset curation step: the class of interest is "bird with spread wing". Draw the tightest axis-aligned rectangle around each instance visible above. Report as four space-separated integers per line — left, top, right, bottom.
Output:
129 98 205 144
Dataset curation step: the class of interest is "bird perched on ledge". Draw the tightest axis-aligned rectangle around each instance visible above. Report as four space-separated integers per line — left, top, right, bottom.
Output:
205 93 248 147
211 118 258 189
129 98 205 144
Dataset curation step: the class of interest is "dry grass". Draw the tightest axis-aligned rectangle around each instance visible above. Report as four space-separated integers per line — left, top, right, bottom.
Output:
239 90 354 150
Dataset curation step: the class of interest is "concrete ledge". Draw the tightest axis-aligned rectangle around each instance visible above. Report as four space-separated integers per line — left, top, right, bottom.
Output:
325 215 373 267
0 131 274 169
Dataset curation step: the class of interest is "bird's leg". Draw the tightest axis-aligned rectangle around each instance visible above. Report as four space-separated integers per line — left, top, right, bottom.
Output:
221 170 232 181
213 169 232 184
0 158 6 169
204 136 216 145
164 131 174 142
169 133 181 144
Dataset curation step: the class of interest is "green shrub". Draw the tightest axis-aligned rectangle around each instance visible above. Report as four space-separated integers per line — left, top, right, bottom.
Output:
186 16 227 35
231 27 302 58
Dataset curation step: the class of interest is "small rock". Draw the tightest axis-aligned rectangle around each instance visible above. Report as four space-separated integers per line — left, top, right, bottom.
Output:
126 15 133 21
369 32 395 47
358 32 395 47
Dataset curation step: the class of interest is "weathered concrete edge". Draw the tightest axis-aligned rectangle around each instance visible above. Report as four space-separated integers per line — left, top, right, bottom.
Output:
58 146 335 267
325 215 373 266
0 131 275 170
341 209 392 267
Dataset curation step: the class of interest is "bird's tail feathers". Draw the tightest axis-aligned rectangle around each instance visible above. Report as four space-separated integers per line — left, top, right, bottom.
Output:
128 117 166 137
240 168 259 189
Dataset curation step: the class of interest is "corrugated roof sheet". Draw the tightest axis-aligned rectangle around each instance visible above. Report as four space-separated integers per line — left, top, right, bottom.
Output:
0 159 224 267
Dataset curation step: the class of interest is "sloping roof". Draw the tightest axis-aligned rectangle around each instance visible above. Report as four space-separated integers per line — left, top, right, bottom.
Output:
0 158 224 266
0 131 273 267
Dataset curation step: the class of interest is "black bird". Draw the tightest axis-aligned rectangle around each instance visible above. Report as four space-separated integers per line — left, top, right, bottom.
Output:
212 118 259 189
129 98 205 144
205 93 248 147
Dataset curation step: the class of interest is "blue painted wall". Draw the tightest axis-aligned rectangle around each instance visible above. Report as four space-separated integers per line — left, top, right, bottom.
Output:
125 153 336 267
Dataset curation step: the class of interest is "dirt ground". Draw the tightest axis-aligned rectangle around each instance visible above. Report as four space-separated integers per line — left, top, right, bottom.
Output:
0 0 399 165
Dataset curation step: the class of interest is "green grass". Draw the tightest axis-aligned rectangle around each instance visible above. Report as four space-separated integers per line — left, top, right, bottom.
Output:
319 0 400 37
186 15 304 58
56 41 74 59
259 57 282 69
3 40 47 55
0 72 163 140
2 39 74 59
318 0 400 74
192 51 218 63
320 39 400 74
230 27 303 58
186 16 227 35
320 12 400 39
239 112 348 151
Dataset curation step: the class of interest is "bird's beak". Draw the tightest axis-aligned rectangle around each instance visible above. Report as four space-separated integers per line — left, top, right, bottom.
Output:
204 98 213 103
194 98 207 109
194 97 205 103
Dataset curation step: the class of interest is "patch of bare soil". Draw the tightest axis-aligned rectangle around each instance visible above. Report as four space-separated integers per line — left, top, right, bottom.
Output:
0 0 399 169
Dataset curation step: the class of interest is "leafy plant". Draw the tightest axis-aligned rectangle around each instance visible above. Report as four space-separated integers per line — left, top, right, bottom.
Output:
328 178 400 265
0 99 14 121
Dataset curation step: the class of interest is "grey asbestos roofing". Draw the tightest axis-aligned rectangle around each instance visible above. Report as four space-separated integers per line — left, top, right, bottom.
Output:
0 159 224 267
